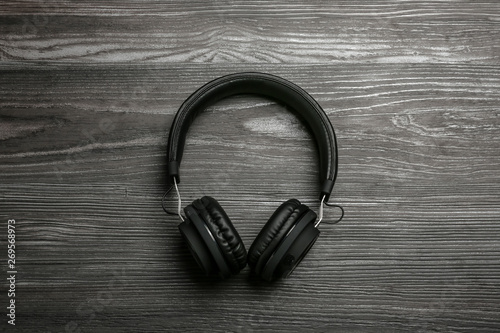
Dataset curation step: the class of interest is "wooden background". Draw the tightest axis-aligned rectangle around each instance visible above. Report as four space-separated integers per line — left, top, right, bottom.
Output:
1 1 499 332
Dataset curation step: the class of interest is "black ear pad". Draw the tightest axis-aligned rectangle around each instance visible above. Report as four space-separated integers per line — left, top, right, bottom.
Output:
248 199 310 275
190 196 247 275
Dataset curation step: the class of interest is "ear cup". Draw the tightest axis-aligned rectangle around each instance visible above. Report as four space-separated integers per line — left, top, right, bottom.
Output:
190 196 247 275
178 220 218 275
248 199 310 275
183 205 231 278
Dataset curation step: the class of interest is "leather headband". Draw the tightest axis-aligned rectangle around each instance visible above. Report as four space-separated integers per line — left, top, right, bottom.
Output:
167 72 338 201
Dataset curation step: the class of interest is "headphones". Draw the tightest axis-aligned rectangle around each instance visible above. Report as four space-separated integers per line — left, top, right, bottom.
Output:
164 72 341 281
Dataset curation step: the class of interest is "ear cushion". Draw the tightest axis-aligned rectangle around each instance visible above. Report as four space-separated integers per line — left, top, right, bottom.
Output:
191 196 247 274
248 199 310 275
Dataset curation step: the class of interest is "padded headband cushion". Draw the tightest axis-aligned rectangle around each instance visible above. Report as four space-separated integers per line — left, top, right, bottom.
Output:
248 199 310 275
167 72 338 201
191 196 247 274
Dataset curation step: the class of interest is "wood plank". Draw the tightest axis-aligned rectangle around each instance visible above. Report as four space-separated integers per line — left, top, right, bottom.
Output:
1 1 499 63
1 63 499 331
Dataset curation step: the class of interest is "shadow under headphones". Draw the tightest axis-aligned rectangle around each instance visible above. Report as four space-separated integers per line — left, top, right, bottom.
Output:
164 72 341 281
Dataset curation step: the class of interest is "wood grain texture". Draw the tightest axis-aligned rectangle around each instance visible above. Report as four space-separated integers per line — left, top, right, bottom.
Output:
1 63 499 332
1 1 499 63
1 1 500 332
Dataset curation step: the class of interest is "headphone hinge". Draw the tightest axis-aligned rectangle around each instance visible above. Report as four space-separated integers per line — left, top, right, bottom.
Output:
320 179 334 202
168 161 180 183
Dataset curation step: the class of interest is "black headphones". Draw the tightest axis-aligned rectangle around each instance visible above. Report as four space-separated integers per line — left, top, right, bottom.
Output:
165 72 340 281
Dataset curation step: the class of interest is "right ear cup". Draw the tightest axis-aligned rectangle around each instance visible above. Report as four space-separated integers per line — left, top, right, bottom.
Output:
179 196 247 278
248 199 312 277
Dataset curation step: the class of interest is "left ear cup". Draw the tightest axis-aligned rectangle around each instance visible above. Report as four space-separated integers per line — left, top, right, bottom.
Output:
191 196 247 275
180 196 247 278
247 199 311 276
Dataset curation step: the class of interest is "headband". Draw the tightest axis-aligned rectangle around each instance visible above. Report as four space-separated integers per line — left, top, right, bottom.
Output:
166 72 338 202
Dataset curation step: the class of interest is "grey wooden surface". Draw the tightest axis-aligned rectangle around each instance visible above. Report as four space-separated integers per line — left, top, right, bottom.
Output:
1 1 499 332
